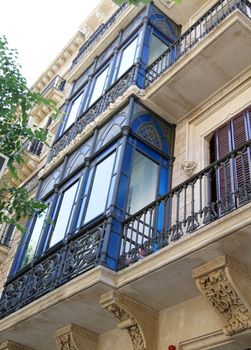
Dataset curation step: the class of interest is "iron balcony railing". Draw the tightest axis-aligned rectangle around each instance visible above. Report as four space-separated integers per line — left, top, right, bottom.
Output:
0 218 107 318
71 2 128 68
145 0 251 86
118 140 251 269
41 75 66 96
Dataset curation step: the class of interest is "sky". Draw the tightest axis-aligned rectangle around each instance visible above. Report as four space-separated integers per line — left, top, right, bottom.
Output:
0 0 101 87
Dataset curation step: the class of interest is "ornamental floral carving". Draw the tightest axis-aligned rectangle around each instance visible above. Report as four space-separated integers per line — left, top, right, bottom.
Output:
100 291 158 350
193 256 251 336
54 324 98 350
103 301 145 350
56 334 76 350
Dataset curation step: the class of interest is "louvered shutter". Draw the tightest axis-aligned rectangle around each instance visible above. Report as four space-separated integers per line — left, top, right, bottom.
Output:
210 108 251 213
215 123 233 211
232 112 250 196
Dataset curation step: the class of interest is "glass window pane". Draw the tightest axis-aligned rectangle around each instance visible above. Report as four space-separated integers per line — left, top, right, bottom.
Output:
89 67 109 106
127 151 158 214
117 38 138 78
148 35 168 65
49 181 79 247
23 208 48 266
64 93 83 131
84 152 116 223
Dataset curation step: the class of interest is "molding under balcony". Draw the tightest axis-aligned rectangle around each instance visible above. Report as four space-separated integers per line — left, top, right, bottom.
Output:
144 10 251 124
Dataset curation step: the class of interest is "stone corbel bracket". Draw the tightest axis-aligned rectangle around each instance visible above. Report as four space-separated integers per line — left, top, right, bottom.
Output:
54 323 98 350
100 291 158 350
0 341 33 350
193 255 251 336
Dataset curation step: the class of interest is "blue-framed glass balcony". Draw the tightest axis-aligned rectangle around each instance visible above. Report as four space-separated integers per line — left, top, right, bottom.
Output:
49 4 180 163
145 0 251 121
0 98 175 318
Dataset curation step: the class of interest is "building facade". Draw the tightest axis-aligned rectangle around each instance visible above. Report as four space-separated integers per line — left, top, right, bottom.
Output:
0 0 251 349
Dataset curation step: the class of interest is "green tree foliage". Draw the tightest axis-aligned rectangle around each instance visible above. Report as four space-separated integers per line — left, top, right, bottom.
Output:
0 36 57 231
113 0 182 5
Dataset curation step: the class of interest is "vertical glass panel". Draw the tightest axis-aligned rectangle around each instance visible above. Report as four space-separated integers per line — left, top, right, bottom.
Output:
148 35 168 65
49 181 79 247
89 67 109 106
23 208 48 266
117 38 138 78
84 152 116 223
64 93 83 131
127 151 158 214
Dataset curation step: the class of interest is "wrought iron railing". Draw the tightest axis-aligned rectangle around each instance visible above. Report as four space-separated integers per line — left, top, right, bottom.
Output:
41 75 66 96
0 219 107 318
145 0 251 86
48 65 136 161
0 224 15 248
71 2 128 68
118 141 251 269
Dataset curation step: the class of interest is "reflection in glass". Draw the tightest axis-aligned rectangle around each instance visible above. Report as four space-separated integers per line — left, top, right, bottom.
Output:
117 38 138 78
64 93 83 131
148 35 168 65
84 152 116 223
23 208 48 266
49 181 79 247
127 151 158 214
89 67 109 106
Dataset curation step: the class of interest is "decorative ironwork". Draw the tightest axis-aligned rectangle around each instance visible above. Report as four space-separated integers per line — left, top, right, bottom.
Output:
49 66 135 162
71 3 128 68
0 221 106 318
138 123 161 149
118 141 251 270
41 75 66 96
146 0 251 86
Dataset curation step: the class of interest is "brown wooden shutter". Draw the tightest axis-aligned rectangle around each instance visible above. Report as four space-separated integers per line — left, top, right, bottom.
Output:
232 112 250 193
216 123 232 206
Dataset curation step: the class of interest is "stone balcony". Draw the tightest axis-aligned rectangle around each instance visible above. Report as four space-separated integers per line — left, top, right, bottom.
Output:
143 0 251 123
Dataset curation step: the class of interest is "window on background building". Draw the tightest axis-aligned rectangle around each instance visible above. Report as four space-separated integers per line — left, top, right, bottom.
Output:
88 66 109 107
117 37 138 78
127 151 159 214
148 34 169 65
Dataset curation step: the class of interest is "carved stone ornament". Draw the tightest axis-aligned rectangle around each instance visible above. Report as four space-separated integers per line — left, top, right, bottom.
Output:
100 291 158 350
54 324 98 350
181 161 197 177
193 256 251 336
0 341 33 350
